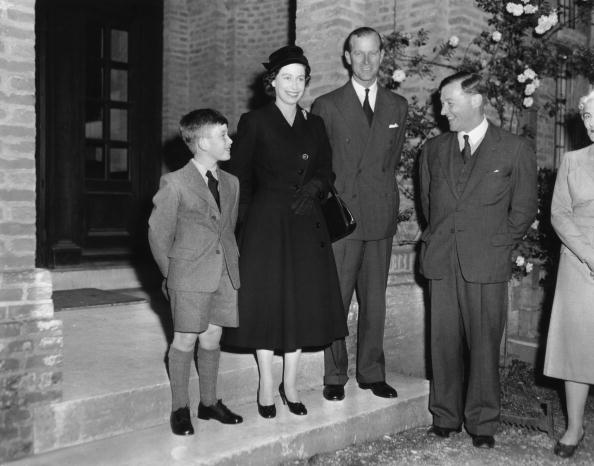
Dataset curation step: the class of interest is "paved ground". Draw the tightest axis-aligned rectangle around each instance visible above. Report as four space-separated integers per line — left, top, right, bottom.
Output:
285 362 594 465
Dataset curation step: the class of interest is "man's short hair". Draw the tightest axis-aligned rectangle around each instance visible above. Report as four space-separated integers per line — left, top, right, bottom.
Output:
345 26 383 53
439 71 483 95
179 109 228 146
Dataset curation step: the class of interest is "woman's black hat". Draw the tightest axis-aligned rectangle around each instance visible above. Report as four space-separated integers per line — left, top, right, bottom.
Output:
262 45 310 73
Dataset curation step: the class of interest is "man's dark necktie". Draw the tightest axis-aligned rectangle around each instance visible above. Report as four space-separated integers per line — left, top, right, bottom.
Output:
461 134 471 164
363 88 373 126
206 170 220 211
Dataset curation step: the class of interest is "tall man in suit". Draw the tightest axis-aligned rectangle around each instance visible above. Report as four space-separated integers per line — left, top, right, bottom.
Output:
311 27 408 401
419 72 537 448
148 109 243 436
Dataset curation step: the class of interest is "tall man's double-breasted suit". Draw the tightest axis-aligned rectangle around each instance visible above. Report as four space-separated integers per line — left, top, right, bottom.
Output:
419 123 537 435
312 82 408 385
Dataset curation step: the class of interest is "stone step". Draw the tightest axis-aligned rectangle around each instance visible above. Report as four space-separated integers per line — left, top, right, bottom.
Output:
11 373 430 466
33 298 327 454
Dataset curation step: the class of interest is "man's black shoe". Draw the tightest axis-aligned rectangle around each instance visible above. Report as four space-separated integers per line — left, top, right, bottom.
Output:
472 435 495 449
197 400 243 424
322 384 345 401
170 406 194 436
358 381 398 398
426 425 461 438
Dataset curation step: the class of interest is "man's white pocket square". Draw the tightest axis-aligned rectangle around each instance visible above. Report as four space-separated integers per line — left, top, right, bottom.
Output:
389 123 399 128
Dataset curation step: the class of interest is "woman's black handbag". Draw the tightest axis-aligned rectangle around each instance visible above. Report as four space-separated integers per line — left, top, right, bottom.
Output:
321 184 356 242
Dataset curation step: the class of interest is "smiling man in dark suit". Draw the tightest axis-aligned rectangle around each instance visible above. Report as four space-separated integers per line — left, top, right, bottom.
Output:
311 27 408 401
419 72 537 448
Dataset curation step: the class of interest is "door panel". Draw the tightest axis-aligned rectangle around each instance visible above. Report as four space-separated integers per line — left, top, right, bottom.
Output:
36 0 163 267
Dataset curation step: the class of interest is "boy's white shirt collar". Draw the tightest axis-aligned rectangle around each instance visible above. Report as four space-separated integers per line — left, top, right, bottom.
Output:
351 77 378 110
192 157 218 183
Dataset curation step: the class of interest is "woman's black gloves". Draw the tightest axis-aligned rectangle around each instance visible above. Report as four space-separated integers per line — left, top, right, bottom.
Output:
291 179 324 215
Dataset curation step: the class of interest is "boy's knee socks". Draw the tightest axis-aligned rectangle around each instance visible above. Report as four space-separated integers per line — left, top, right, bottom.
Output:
198 346 220 406
168 346 193 410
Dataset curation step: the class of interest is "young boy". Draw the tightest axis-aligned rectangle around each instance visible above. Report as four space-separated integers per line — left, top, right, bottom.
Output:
148 108 242 435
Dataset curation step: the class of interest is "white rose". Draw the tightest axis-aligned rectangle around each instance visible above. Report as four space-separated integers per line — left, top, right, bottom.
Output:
448 35 459 47
549 10 559 26
524 68 537 79
516 256 526 267
524 4 538 14
517 73 527 83
535 14 555 34
526 262 534 273
523 96 534 108
524 83 536 96
506 3 524 16
392 69 406 83
533 78 541 88
492 31 502 42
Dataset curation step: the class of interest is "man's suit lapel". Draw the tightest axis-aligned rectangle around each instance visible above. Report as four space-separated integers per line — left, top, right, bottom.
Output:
365 87 395 170
337 83 370 165
437 133 460 199
459 124 500 199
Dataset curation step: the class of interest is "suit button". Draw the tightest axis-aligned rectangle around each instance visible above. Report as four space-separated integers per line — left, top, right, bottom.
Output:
352 194 357 198
357 169 362 174
216 250 221 254
450 228 455 233
316 222 321 228
302 153 309 160
297 169 304 175
294 184 300 191
320 242 325 248
211 215 217 221
346 137 350 143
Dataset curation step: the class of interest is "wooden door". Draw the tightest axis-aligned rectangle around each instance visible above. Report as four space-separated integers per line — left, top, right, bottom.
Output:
36 0 162 267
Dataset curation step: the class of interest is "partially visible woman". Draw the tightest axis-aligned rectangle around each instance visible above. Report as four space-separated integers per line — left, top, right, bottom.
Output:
222 46 347 418
544 89 594 458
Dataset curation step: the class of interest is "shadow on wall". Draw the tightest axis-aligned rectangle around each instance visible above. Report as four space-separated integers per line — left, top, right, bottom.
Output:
566 111 590 151
162 136 193 173
247 70 273 112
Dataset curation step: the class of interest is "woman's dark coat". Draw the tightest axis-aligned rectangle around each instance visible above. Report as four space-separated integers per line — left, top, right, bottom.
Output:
222 102 348 351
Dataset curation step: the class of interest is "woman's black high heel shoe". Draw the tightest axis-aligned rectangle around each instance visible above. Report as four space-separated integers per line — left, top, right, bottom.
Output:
554 430 585 458
257 391 276 419
279 383 307 416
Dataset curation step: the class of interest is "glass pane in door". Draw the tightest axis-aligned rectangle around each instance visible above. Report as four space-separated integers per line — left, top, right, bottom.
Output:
111 29 128 62
110 108 127 141
109 148 128 179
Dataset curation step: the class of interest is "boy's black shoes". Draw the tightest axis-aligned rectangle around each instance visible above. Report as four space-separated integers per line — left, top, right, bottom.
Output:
198 400 243 424
170 406 194 436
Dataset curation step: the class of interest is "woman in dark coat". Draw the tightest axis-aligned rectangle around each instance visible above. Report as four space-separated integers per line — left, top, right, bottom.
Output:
223 46 347 418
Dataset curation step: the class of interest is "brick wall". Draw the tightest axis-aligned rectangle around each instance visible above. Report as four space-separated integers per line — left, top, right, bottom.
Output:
0 1 62 462
162 0 291 142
